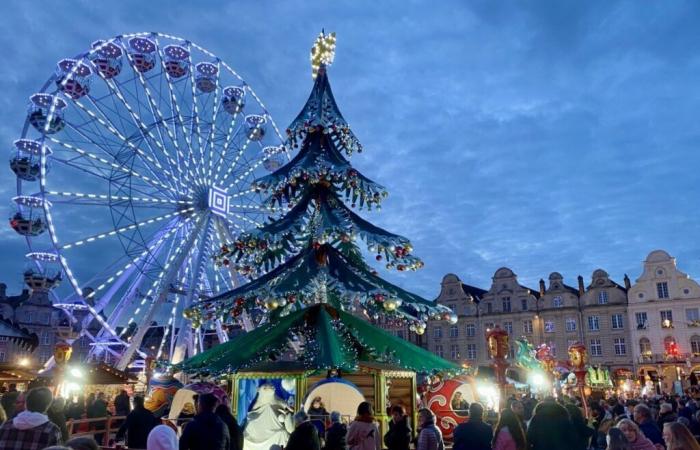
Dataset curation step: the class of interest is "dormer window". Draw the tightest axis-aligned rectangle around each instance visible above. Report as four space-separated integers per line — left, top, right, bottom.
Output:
553 296 563 308
657 282 669 299
598 291 609 305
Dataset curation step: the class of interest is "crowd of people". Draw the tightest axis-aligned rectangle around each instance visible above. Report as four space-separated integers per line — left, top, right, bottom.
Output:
0 385 244 450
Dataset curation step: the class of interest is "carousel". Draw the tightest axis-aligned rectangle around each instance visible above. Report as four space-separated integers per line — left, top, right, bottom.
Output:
173 303 461 443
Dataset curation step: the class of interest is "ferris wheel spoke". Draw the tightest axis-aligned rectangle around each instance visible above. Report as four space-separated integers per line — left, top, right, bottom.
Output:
82 214 196 306
225 212 262 228
225 146 269 191
45 190 191 209
72 97 181 194
213 133 257 187
184 46 208 185
48 137 180 198
59 208 194 250
203 63 223 182
109 48 192 192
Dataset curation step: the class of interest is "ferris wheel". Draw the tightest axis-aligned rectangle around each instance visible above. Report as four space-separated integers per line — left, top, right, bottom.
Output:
10 32 287 370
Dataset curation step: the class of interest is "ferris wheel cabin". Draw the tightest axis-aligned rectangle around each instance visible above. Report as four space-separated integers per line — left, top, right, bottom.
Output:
55 58 93 99
90 40 123 79
28 93 67 134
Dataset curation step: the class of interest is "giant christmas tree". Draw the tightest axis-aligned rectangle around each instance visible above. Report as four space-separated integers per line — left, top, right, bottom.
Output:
183 32 456 360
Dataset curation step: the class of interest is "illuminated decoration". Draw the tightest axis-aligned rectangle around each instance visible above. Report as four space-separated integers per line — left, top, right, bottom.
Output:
197 33 454 330
568 342 590 417
53 341 73 367
486 327 509 407
310 30 337 79
514 338 542 372
9 32 288 371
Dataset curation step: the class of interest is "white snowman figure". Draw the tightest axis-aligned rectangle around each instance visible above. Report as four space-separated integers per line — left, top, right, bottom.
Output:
243 383 295 450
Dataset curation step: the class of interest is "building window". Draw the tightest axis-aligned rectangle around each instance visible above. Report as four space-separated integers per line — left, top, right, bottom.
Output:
544 321 555 333
523 320 533 334
486 303 493 314
566 318 577 332
598 291 609 305
466 324 476 337
433 327 442 339
502 297 511 313
550 342 557 357
639 337 651 355
590 339 602 356
614 338 626 355
588 316 600 331
691 336 700 356
467 344 477 360
24 311 32 324
41 331 51 345
664 336 678 356
485 322 495 331
451 344 459 360
449 325 459 338
435 345 444 358
687 308 700 322
635 312 648 329
521 299 528 311
41 312 50 324
552 296 563 308
611 314 624 330
660 310 673 328
504 321 513 334
657 282 669 299
0 337 8 342
0 352 5 362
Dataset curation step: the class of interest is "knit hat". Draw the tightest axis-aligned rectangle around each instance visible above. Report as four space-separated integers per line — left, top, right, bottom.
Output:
147 425 178 450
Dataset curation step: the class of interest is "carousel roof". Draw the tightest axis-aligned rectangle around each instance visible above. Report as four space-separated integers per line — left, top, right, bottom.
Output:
175 303 462 376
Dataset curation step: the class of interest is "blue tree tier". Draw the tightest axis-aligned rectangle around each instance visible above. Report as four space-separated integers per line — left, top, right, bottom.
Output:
191 243 454 328
254 68 385 209
220 184 422 272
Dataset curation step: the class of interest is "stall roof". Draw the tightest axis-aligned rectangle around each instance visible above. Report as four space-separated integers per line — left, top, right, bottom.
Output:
38 362 136 385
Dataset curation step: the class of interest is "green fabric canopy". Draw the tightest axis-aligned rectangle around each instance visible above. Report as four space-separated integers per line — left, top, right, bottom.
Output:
175 304 461 376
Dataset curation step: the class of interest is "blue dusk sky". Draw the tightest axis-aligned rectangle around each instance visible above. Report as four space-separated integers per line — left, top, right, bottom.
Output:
0 1 699 299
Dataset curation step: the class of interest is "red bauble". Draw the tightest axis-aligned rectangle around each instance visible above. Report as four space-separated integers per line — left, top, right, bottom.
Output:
375 255 382 261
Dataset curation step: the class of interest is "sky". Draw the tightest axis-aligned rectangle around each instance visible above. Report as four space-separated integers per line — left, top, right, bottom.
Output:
0 0 699 299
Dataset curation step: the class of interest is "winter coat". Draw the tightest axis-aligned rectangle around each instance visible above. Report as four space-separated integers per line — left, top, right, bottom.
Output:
0 411 61 450
46 405 68 443
629 436 657 450
493 426 517 450
526 402 575 450
637 419 663 446
286 420 321 450
114 393 131 416
179 411 231 450
216 410 243 450
346 417 380 450
115 406 159 449
147 424 178 450
453 418 493 450
384 416 412 450
325 422 348 450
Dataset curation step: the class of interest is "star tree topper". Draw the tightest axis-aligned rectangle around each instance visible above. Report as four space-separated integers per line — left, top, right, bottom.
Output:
310 30 337 79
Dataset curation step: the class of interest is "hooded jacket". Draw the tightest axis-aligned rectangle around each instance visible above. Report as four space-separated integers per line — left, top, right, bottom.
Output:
347 416 381 450
0 411 61 450
147 424 178 450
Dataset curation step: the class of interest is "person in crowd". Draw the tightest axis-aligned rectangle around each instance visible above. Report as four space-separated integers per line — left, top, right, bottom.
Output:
384 405 411 450
285 410 321 450
592 402 615 450
452 392 469 416
0 385 18 420
656 403 676 430
324 411 347 450
47 397 68 444
84 394 95 411
0 387 61 450
606 428 631 450
616 418 656 450
65 436 100 450
147 424 178 450
509 401 526 428
215 403 242 450
114 390 131 417
526 399 574 450
179 393 230 450
346 401 380 450
632 404 664 447
565 403 594 450
416 408 443 450
0 403 6 425
492 408 526 450
86 392 109 444
308 396 330 437
65 396 85 421
453 402 492 450
662 421 700 450
690 409 700 436
115 395 159 449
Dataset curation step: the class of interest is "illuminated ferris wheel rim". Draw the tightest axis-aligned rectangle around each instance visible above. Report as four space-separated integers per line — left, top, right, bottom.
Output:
12 31 288 365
